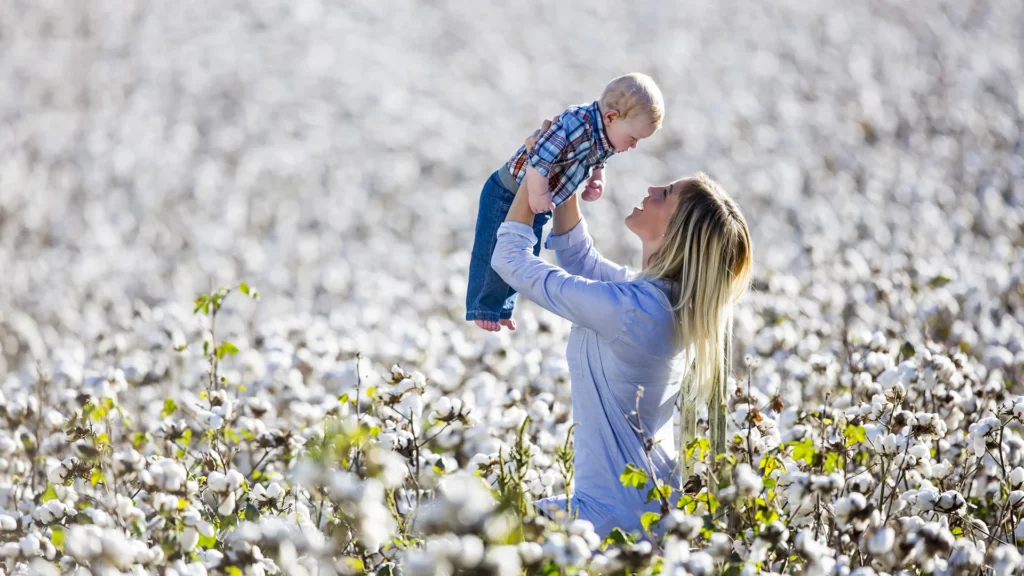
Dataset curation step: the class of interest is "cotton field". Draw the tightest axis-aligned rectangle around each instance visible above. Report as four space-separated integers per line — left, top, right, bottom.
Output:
1 0 1023 574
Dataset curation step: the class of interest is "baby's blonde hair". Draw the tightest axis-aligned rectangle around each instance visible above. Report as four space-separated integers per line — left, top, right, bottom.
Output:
600 73 664 128
644 173 753 406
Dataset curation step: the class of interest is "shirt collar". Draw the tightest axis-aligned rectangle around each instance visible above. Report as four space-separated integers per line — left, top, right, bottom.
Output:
588 101 615 159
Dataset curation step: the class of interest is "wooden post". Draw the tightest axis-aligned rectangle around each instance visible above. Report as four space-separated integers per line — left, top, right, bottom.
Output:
677 318 733 506
710 327 732 499
678 369 697 483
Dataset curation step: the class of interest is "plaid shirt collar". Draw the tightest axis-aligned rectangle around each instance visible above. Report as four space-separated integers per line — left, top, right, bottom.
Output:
587 101 615 160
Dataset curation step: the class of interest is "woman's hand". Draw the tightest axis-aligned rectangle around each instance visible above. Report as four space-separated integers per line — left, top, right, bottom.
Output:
525 118 555 149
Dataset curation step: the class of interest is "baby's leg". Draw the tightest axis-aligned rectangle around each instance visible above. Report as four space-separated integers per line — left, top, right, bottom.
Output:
466 171 516 331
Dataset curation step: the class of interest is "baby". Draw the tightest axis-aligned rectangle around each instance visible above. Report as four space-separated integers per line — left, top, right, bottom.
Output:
466 73 664 332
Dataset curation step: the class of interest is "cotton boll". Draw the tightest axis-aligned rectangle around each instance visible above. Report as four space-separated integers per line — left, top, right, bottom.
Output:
517 541 543 565
0 541 21 557
19 534 40 557
0 514 17 531
458 535 485 568
207 471 227 492
1010 467 1024 489
866 527 894 555
734 464 763 498
179 528 199 552
217 491 236 516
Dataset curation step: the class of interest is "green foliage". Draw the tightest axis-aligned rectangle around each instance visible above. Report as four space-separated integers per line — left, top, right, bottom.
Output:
677 494 697 513
161 398 178 419
790 438 816 464
40 483 58 502
198 531 217 549
845 424 867 447
646 483 672 504
760 453 785 476
216 341 239 359
641 511 661 532
620 463 649 489
685 437 710 463
824 452 842 474
602 527 636 548
697 491 720 514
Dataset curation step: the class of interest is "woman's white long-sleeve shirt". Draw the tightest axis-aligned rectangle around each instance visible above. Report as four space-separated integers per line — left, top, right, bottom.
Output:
491 219 688 537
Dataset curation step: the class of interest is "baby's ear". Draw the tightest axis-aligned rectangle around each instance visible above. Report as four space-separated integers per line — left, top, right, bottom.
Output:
604 109 620 123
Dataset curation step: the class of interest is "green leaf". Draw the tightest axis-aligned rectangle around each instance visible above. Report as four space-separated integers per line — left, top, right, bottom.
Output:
41 483 58 502
677 494 698 513
198 531 217 549
341 557 365 572
646 484 673 504
901 342 916 359
756 507 779 524
226 568 243 576
220 513 239 531
50 526 64 550
763 477 777 489
243 503 260 521
698 491 720 514
339 393 350 405
824 452 841 474
952 525 963 538
542 562 561 576
685 437 711 462
620 463 649 489
239 282 250 295
760 453 785 476
90 469 105 487
193 295 209 314
602 527 636 548
132 432 148 448
845 425 867 447
791 438 816 464
216 341 240 359
641 512 661 532
929 274 951 288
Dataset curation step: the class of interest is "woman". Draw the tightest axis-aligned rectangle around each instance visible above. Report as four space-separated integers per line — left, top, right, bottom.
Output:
490 122 753 537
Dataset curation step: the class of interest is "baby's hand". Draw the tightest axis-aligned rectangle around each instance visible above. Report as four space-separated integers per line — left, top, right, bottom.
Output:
582 168 605 202
529 190 555 214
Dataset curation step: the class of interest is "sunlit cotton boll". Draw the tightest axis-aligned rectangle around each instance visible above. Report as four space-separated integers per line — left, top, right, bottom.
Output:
733 463 763 498
991 544 1023 576
866 527 894 555
1010 467 1024 489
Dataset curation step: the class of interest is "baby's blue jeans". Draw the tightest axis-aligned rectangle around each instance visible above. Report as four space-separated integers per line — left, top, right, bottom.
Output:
466 167 551 322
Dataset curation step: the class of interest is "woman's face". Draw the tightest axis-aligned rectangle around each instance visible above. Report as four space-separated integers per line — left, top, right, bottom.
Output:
625 179 685 244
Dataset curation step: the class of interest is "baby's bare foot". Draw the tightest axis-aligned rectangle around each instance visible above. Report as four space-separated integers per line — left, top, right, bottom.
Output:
474 319 500 332
499 319 516 331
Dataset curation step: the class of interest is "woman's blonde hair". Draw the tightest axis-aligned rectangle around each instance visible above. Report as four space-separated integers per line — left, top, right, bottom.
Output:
644 173 753 405
600 73 664 128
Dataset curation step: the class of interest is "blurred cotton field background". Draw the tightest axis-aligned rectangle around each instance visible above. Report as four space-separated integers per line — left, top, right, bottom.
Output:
0 0 1024 575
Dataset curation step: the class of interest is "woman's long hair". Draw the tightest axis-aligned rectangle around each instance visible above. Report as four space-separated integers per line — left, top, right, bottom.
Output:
644 172 753 405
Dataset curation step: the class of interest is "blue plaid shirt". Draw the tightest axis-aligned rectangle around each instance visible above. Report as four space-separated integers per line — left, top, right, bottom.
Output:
506 101 615 206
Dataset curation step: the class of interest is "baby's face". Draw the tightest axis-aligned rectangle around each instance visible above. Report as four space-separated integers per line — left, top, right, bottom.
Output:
606 114 658 153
